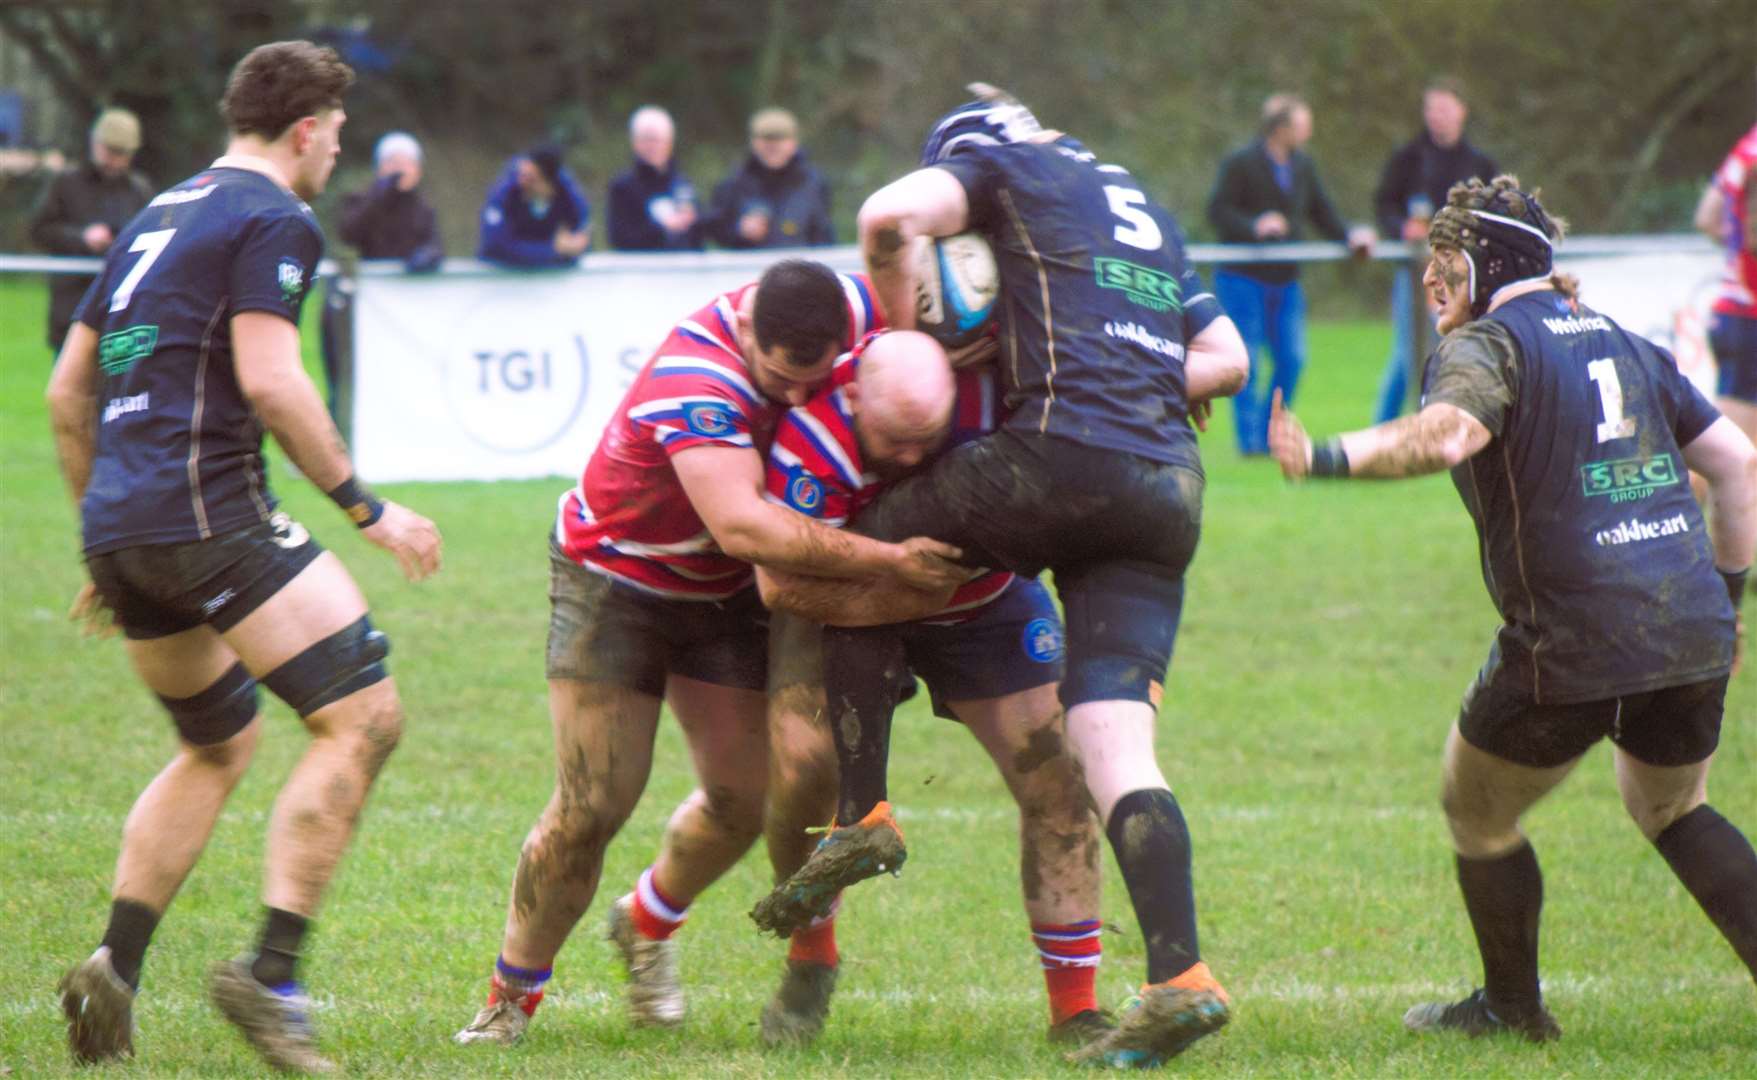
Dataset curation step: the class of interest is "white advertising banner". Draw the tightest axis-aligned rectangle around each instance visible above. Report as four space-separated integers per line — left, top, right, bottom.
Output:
1555 248 1723 394
349 249 858 483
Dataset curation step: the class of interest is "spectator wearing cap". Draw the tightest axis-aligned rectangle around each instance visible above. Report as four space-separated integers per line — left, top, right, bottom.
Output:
338 131 444 269
607 106 703 251
1207 93 1374 456
477 142 591 267
706 107 833 249
28 107 153 351
1369 78 1498 422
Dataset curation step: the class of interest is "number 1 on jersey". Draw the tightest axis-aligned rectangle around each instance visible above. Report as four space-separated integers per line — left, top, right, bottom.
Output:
1587 358 1637 442
109 228 176 313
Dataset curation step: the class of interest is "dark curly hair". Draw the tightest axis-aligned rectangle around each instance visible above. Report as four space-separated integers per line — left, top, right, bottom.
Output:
1430 174 1579 303
220 40 354 141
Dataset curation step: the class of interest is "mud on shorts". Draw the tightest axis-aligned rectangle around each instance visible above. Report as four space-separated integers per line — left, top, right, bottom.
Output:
847 428 1202 709
85 512 325 640
1457 666 1729 769
1709 311 1757 404
766 578 1063 721
545 540 768 696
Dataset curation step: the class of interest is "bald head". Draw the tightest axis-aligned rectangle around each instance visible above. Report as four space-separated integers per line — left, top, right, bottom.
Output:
849 331 956 475
629 105 675 168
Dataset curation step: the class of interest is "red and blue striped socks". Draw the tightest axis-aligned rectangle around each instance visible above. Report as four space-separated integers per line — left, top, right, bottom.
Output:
1032 919 1101 1024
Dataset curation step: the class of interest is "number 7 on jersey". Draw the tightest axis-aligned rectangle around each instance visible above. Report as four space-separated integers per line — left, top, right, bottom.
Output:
109 228 176 313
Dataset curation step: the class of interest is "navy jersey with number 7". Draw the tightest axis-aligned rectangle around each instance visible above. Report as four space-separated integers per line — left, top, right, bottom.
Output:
72 163 325 555
937 138 1223 470
1425 290 1733 704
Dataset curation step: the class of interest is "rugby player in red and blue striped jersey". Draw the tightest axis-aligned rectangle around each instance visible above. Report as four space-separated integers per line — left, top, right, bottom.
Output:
455 260 968 1047
751 331 1106 1047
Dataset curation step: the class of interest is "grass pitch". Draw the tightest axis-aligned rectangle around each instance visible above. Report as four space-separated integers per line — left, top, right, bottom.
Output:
1 275 1751 1077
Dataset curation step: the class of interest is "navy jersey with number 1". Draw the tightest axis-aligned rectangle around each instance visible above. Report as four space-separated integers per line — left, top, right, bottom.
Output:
937 138 1223 470
74 163 324 555
1425 290 1733 704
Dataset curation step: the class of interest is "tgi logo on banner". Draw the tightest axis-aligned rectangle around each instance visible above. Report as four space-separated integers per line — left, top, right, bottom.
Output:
446 333 592 454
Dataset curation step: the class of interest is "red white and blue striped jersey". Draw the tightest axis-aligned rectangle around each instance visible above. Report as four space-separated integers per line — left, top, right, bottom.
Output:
556 273 881 599
765 337 1013 622
1712 124 1757 318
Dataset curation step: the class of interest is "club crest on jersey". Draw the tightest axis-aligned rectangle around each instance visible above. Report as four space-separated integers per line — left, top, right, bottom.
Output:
277 258 306 304
785 470 825 515
1022 617 1064 664
684 401 736 438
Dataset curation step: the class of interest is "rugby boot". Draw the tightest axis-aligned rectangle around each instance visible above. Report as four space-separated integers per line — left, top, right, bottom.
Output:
750 802 906 936
59 946 135 1063
1403 987 1560 1042
759 960 838 1047
1047 1007 1117 1049
607 894 684 1026
453 975 540 1046
1068 963 1231 1068
209 955 335 1074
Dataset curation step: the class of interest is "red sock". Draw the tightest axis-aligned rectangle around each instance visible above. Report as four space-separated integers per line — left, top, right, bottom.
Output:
1033 920 1101 1025
630 866 688 941
788 897 841 968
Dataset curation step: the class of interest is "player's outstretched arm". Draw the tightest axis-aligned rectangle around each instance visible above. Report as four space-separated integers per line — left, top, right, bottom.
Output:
233 311 441 580
1270 389 1491 481
1693 182 1727 245
1186 316 1249 405
673 444 966 590
1684 416 1757 578
46 323 118 635
858 167 970 329
753 566 955 627
45 323 101 509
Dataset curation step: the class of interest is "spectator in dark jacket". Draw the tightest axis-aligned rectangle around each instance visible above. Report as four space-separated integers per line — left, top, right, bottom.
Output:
1370 79 1499 422
28 108 153 351
607 106 703 251
1207 94 1374 455
477 143 590 267
338 131 443 268
706 108 833 249
322 132 444 427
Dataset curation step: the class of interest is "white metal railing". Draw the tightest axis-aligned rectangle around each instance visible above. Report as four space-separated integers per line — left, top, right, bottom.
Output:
0 234 1718 278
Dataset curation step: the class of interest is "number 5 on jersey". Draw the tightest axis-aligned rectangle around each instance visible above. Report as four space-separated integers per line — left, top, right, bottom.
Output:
1104 186 1163 251
109 228 176 313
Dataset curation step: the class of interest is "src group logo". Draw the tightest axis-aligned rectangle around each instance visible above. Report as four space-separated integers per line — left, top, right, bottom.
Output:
786 470 825 515
1022 617 1064 664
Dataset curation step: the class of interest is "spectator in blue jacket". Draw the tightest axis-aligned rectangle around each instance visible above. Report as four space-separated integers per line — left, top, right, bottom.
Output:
607 106 703 251
477 143 590 267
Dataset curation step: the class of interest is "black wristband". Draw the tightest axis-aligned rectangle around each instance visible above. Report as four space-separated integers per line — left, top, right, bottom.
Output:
1309 437 1351 478
1722 567 1749 612
325 475 385 529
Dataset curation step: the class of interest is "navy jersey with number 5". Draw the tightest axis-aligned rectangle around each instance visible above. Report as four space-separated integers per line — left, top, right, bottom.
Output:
1424 290 1733 704
937 139 1222 469
73 164 324 555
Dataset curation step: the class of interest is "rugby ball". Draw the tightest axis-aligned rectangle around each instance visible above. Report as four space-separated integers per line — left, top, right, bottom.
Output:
913 232 999 348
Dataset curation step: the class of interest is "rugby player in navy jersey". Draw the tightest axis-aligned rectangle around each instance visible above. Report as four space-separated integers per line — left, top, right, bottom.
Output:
753 85 1251 1067
1271 176 1757 1041
47 41 441 1072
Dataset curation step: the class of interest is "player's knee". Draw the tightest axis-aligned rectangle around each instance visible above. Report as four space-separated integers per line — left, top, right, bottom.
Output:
182 716 261 779
159 662 259 750
261 615 391 718
1622 786 1706 842
344 689 403 779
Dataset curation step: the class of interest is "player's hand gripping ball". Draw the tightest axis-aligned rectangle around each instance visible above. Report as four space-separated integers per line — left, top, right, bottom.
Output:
913 232 999 348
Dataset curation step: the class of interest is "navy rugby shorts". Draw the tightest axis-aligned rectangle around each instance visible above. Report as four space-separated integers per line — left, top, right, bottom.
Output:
1710 311 1757 404
85 513 324 639
1457 669 1728 769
